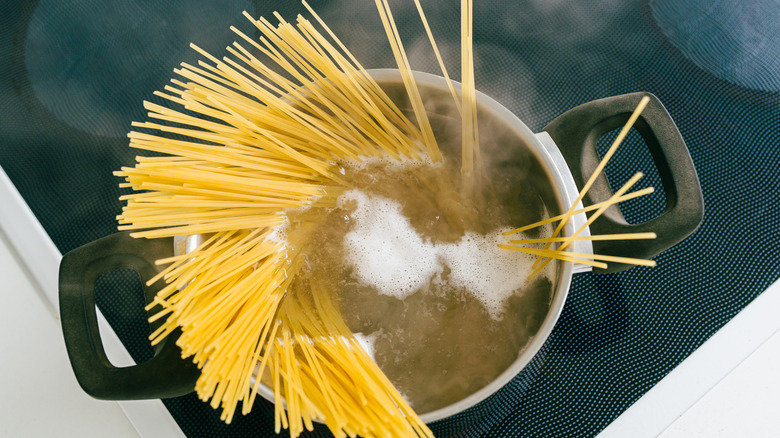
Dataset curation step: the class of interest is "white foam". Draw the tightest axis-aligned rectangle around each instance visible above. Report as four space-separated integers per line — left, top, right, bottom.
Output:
439 230 536 318
265 215 289 246
340 190 442 300
339 189 545 318
352 332 378 361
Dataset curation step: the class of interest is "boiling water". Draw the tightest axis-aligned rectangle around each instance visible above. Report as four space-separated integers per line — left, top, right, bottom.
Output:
285 155 558 414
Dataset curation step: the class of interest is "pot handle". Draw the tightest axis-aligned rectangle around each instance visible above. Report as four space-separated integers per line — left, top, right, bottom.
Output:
544 92 704 273
59 231 200 400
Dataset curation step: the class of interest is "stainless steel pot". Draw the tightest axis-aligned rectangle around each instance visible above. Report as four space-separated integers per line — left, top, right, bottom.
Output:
59 70 703 422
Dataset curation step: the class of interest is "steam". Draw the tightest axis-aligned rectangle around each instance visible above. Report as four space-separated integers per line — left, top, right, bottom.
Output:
24 0 252 138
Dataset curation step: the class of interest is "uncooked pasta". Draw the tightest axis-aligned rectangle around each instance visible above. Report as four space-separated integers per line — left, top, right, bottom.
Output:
115 1 657 437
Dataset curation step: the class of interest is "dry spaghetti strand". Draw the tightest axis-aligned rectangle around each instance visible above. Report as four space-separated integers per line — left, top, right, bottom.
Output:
502 187 655 235
502 97 658 276
374 0 441 161
529 96 651 270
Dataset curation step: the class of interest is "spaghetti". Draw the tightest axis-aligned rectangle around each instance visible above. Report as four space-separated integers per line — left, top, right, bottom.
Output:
500 97 659 275
116 0 656 436
115 3 451 436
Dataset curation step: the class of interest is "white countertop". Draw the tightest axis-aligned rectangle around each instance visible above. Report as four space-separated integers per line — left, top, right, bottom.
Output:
0 215 139 438
2 164 779 437
0 166 182 438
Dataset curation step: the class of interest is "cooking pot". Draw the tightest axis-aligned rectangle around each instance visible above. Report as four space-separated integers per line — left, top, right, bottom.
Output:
58 70 703 424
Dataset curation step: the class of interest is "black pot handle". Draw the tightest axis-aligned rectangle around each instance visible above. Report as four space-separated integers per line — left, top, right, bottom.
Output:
544 92 704 273
59 231 200 400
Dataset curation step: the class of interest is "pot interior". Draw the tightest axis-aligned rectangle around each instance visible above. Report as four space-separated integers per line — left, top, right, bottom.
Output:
177 70 573 423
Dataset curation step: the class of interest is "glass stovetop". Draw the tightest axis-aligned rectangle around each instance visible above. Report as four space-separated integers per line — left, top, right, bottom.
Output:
1 1 778 436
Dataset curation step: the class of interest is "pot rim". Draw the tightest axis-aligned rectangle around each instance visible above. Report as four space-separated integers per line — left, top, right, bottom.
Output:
178 68 579 424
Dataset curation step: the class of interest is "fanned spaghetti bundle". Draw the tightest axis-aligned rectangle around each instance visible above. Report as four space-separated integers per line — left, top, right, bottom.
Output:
115 2 451 437
113 0 667 435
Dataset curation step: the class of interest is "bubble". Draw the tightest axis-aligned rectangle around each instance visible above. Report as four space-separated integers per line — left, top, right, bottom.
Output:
265 216 289 246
